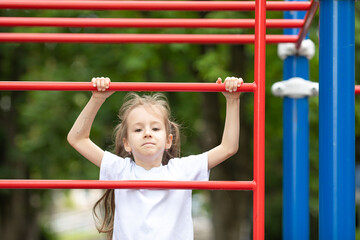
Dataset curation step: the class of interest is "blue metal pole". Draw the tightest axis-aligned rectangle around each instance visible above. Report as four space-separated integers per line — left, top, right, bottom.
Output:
283 57 310 240
282 2 309 239
319 0 355 239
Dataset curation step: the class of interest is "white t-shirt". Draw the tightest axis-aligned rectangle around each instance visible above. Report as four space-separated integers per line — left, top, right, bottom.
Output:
99 151 209 240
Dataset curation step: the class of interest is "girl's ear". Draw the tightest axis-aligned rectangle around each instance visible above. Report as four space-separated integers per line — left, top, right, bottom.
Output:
166 134 173 150
123 138 132 152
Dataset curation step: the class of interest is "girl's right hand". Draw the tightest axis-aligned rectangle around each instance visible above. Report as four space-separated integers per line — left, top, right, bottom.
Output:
219 76 243 100
91 77 114 99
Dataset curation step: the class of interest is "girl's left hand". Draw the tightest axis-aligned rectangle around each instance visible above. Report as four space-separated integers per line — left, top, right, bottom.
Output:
91 77 114 99
219 77 243 99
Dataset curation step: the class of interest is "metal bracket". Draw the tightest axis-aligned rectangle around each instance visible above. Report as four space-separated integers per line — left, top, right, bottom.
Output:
271 77 319 99
277 39 315 60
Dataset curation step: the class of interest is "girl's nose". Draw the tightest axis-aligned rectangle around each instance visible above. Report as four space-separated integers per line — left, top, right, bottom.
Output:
144 127 152 138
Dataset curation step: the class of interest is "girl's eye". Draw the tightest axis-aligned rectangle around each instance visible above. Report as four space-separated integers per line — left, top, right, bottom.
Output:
153 128 160 131
135 129 142 132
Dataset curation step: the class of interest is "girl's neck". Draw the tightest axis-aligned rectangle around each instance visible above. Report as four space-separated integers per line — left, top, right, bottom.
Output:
133 156 163 170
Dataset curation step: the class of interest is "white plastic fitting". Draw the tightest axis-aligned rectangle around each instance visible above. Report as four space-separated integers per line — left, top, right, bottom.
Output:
271 77 319 99
277 39 315 60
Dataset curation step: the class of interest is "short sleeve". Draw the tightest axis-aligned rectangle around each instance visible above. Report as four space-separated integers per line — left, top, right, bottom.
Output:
167 152 209 181
99 151 129 180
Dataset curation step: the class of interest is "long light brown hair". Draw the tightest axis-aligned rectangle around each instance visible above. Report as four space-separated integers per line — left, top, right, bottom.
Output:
93 92 181 239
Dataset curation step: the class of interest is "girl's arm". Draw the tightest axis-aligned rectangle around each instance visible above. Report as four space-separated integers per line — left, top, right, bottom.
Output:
67 77 114 167
207 77 243 169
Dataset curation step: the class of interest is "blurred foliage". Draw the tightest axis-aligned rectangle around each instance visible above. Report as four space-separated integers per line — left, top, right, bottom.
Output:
0 4 359 240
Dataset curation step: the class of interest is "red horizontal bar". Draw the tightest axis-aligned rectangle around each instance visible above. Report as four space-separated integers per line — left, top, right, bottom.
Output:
356 85 360 95
0 1 311 11
0 180 256 190
267 34 297 43
0 33 298 44
267 19 304 29
0 17 304 29
0 81 256 92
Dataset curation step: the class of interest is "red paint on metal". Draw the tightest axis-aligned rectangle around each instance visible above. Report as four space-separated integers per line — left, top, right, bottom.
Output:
0 81 256 92
0 33 298 44
0 1 311 11
0 180 256 190
0 17 304 29
253 0 266 238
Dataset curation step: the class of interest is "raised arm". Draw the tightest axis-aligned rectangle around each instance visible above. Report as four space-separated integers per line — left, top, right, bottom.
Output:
67 77 114 167
207 77 243 169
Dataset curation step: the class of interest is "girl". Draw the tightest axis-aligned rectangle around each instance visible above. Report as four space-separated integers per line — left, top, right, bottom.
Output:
67 76 243 240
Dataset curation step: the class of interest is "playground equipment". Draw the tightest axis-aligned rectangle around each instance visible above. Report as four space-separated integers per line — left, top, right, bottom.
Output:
273 0 356 239
0 0 357 239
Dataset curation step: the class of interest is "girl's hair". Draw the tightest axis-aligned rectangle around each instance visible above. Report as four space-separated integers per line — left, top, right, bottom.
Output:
93 92 181 239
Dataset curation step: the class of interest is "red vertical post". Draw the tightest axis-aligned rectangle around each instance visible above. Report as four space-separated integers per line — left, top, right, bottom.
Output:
253 0 266 239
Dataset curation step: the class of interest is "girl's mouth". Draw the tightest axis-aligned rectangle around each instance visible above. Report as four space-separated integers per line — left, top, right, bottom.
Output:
143 142 155 146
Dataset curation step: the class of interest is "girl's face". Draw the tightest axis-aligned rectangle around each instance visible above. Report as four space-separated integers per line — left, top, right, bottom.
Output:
123 105 173 170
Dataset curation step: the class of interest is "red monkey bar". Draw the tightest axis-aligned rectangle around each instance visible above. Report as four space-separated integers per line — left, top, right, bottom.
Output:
0 33 298 44
0 17 304 29
0 180 256 190
0 81 255 92
0 1 311 11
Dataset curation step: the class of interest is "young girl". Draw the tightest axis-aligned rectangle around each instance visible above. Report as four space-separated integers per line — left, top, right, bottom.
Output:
67 76 243 240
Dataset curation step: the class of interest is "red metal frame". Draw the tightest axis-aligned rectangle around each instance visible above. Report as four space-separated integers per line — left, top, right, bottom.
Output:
0 33 298 44
0 17 304 29
253 0 266 238
0 81 256 92
0 180 256 190
0 1 311 11
0 1 319 240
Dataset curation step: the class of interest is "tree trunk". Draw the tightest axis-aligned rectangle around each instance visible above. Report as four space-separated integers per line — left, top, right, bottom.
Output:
0 92 41 240
199 45 253 240
0 45 41 240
